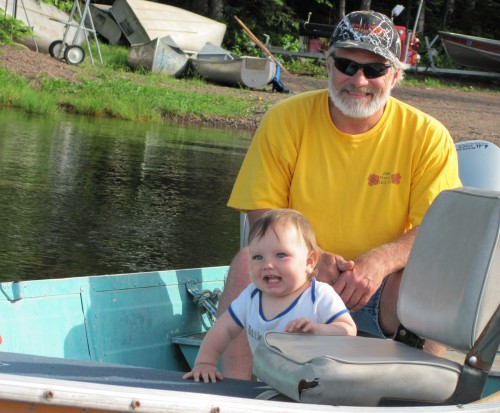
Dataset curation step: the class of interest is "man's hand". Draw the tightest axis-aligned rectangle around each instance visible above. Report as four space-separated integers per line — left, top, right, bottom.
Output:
333 255 384 311
316 251 354 285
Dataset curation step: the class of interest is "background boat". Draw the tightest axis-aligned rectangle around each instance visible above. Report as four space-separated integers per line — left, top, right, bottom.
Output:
110 0 226 52
191 42 277 89
89 3 123 45
0 0 83 53
439 31 500 71
127 35 189 77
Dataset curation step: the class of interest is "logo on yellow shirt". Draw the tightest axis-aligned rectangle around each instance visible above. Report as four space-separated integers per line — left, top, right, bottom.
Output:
368 172 401 186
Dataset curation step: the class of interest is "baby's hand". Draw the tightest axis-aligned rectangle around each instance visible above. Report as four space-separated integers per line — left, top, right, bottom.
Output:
285 318 318 334
182 363 223 383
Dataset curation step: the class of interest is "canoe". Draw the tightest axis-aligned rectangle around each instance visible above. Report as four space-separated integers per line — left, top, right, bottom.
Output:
191 42 277 89
0 265 498 412
0 0 83 53
89 3 123 45
439 31 500 71
127 35 189 77
110 0 226 52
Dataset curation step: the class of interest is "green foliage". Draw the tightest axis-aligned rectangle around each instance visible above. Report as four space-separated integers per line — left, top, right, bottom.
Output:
42 0 73 13
0 9 32 45
280 56 327 78
277 34 300 52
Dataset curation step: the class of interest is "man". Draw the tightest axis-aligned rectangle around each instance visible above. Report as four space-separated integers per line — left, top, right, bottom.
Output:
220 10 461 380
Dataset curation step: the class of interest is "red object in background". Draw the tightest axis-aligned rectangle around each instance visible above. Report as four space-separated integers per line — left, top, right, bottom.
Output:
396 25 420 66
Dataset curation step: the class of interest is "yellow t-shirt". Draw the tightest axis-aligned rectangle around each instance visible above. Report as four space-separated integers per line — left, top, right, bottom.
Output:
228 89 461 260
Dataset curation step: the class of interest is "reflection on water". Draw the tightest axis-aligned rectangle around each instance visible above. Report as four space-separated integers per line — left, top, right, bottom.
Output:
0 110 252 281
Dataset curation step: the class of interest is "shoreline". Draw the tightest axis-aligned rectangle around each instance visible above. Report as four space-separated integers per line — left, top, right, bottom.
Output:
0 44 499 144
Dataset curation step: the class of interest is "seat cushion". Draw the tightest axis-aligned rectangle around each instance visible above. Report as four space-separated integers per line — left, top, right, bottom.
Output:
253 332 462 406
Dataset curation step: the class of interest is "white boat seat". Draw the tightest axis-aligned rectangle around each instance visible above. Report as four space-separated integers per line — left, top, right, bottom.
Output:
253 187 500 406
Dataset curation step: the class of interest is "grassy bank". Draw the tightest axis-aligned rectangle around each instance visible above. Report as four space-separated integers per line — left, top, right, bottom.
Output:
0 41 498 129
0 42 281 128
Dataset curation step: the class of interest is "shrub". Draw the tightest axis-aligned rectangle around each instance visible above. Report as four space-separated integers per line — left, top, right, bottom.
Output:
0 9 32 45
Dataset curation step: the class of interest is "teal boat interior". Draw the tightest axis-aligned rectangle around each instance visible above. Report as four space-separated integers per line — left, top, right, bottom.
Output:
0 266 228 371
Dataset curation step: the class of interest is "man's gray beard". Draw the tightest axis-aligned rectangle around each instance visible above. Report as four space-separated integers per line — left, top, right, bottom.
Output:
328 76 392 119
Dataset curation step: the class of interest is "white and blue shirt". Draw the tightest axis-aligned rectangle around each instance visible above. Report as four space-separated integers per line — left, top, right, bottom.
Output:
228 278 349 353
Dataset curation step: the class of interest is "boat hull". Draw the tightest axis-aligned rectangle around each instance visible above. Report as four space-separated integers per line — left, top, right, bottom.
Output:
89 4 123 45
192 56 277 88
0 352 498 412
439 31 500 71
110 0 226 52
0 0 83 53
127 35 189 77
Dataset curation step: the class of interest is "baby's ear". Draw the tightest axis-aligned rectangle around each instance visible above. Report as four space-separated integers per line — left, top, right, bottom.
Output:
306 250 319 271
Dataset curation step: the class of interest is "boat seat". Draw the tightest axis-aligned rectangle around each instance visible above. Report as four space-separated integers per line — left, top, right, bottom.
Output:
253 187 500 406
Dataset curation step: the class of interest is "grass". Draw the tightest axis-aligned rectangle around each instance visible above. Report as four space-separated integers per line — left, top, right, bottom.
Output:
0 42 267 125
0 41 498 126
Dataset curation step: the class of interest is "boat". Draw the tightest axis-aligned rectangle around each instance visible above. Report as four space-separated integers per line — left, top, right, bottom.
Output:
89 3 123 45
439 31 500 71
0 260 498 412
191 42 277 89
0 0 83 53
110 0 226 52
127 35 189 77
0 142 499 412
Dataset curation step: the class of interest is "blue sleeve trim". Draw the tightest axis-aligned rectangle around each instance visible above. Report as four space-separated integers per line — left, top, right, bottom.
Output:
326 308 349 324
228 304 244 329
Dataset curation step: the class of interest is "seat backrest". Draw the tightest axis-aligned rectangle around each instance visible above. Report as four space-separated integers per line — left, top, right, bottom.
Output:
398 187 500 352
456 140 500 190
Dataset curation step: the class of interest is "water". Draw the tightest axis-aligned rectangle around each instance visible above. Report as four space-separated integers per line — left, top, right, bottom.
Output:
0 110 252 281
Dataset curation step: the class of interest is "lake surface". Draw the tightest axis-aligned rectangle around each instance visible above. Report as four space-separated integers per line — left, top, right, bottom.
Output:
0 110 252 281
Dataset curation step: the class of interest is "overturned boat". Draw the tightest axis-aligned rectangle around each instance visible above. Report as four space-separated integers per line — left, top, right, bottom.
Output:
127 35 189 77
0 0 83 53
110 0 226 52
89 3 123 45
191 42 277 89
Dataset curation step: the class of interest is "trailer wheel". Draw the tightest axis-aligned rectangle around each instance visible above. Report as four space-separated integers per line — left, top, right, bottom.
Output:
64 45 85 65
49 40 66 59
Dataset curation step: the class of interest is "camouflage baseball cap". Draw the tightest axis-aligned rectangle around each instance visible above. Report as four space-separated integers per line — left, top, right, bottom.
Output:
329 11 401 63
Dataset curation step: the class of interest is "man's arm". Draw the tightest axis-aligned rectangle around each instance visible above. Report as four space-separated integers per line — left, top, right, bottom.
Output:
334 226 419 311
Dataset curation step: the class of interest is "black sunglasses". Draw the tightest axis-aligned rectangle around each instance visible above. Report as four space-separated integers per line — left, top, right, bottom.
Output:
332 56 393 79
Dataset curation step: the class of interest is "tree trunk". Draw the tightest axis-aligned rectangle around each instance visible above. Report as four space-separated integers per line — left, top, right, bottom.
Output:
417 2 425 35
359 0 371 10
338 0 346 20
209 0 224 20
444 0 455 26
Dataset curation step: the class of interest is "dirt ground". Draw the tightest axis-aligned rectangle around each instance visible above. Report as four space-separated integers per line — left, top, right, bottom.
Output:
1 44 499 146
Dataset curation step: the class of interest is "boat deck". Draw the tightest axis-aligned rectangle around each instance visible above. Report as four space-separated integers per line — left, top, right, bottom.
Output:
0 352 269 399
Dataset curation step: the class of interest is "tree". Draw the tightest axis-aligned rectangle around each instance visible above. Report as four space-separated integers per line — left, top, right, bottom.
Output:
359 0 371 10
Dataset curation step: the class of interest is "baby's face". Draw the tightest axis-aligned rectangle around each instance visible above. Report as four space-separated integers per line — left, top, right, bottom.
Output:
248 224 314 296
